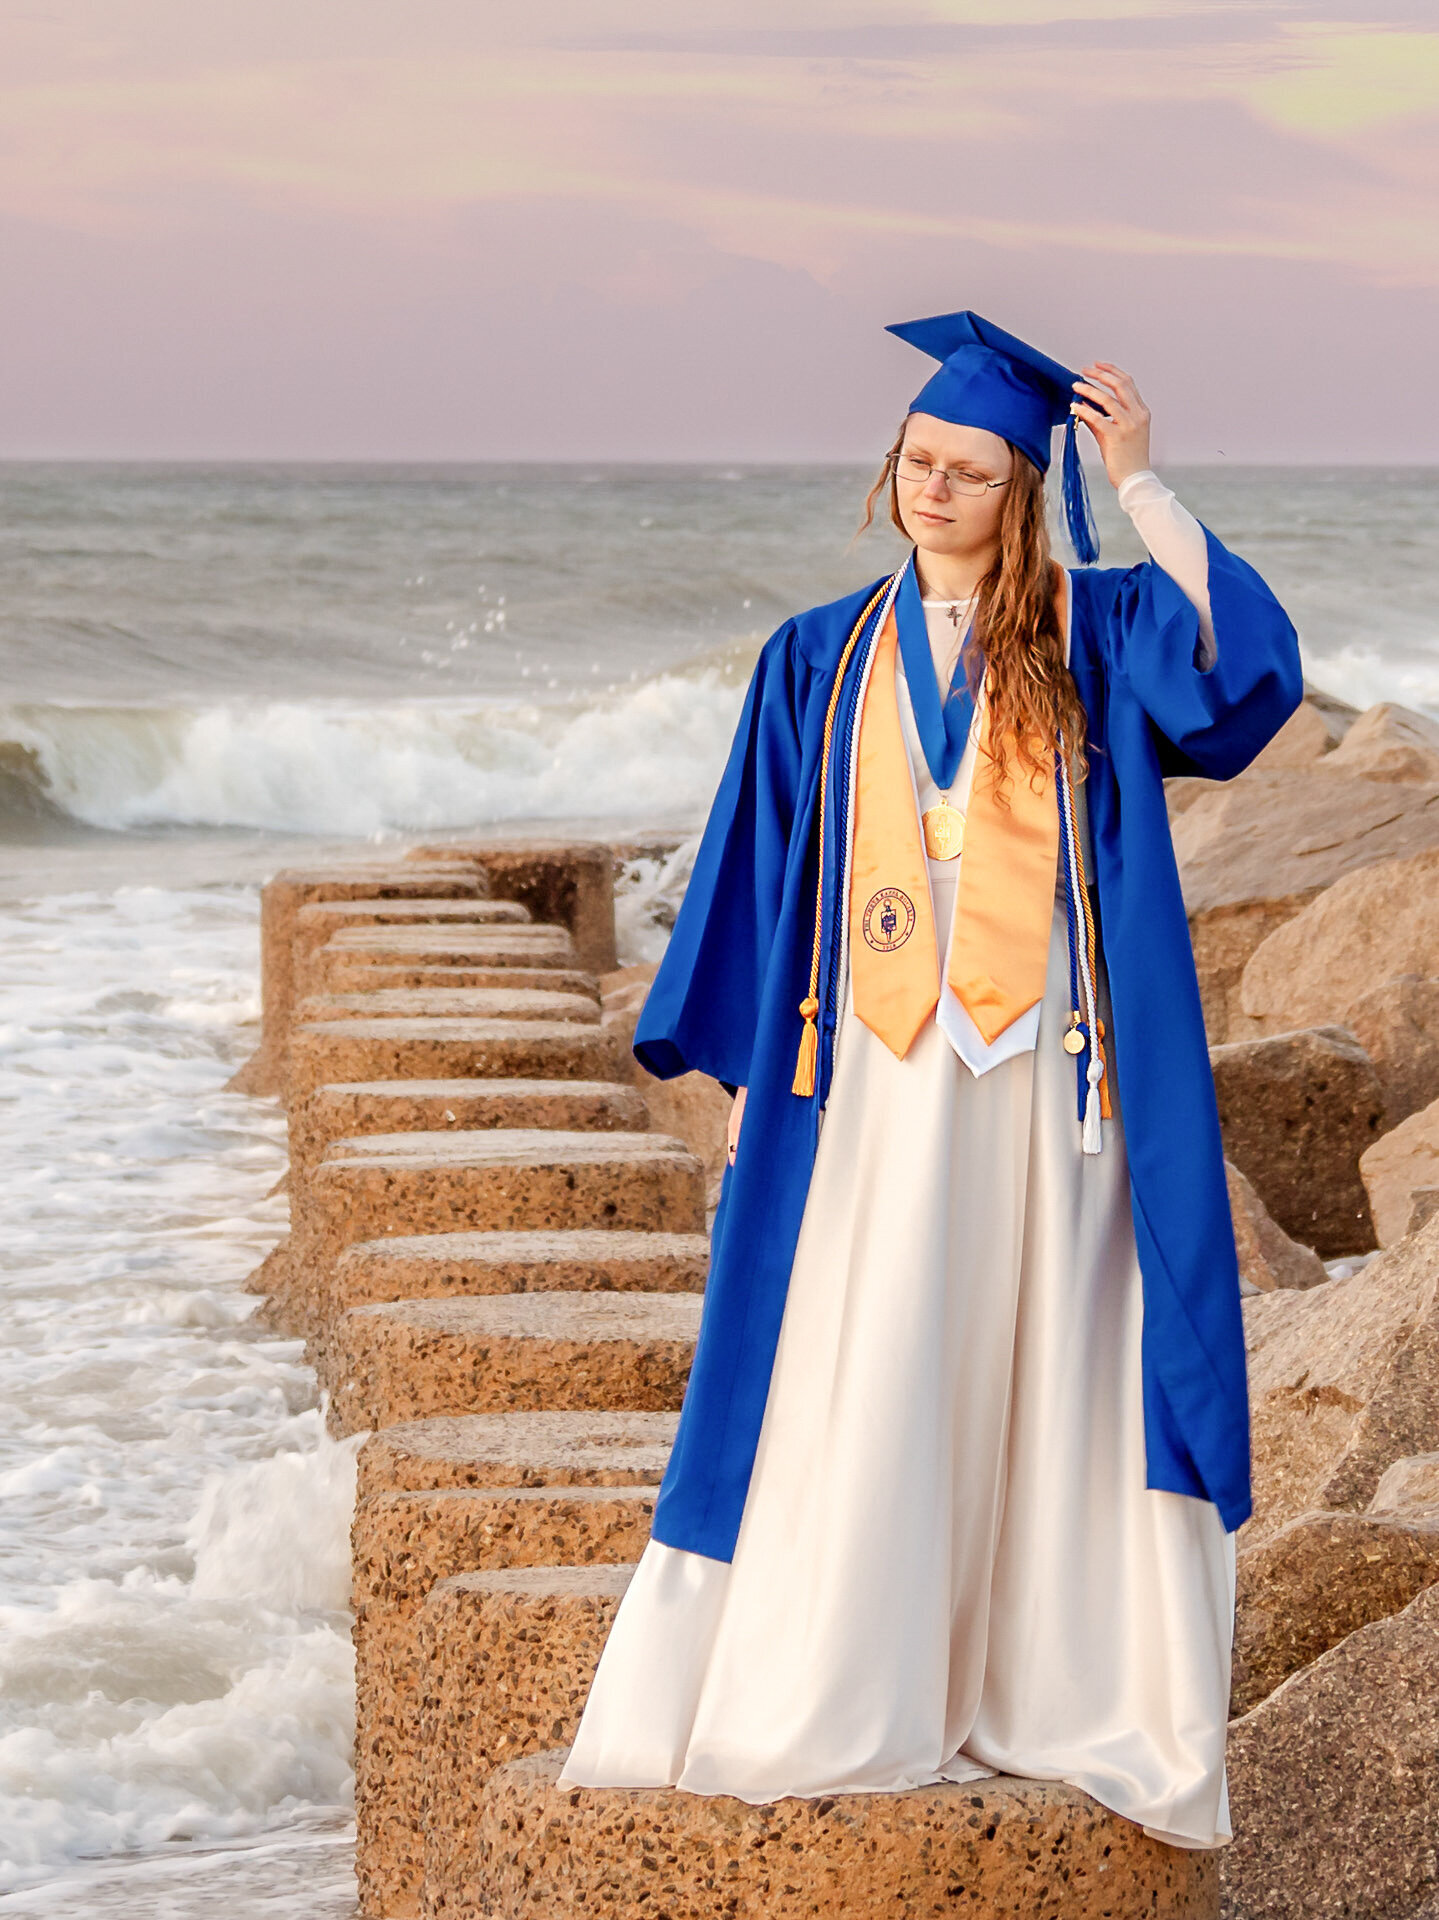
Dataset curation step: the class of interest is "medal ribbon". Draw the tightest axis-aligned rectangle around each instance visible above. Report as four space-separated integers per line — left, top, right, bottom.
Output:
893 557 975 790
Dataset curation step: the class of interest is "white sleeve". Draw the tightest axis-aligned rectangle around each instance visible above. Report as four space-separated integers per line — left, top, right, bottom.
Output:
1115 468 1216 670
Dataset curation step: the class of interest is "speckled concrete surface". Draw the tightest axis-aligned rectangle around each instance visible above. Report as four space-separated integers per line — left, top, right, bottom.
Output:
417 1567 637 1917
1224 1578 1439 1920
1232 1506 1439 1713
287 1123 701 1337
355 1490 655 1920
295 921 576 999
287 1017 628 1099
319 1290 702 1434
354 1411 676 1502
311 920 574 963
454 1753 1220 1920
316 959 598 996
235 864 483 1096
289 1080 649 1186
294 986 602 1026
295 894 530 942
309 1129 703 1266
331 1226 707 1314
405 840 619 974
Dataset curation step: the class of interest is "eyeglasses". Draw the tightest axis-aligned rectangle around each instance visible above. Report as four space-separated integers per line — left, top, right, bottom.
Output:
891 453 1011 498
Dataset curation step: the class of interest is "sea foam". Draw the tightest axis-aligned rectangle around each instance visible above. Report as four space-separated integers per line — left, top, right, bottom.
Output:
0 667 749 838
0 887 356 1896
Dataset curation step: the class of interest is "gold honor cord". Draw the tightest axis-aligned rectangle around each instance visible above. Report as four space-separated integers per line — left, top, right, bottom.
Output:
792 576 898 1098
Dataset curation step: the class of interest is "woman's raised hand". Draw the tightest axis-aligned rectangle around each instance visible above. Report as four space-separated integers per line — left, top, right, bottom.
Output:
1070 363 1153 489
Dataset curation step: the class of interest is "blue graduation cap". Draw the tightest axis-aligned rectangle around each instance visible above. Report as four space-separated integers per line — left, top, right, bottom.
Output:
885 308 1100 565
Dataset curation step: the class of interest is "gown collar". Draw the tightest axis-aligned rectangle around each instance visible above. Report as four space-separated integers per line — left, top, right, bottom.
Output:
894 551 976 792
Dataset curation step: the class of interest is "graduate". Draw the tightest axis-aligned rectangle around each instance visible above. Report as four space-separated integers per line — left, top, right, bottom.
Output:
558 310 1302 1849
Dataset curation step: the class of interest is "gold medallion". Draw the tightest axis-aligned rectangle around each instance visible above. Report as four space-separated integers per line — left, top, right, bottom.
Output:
921 801 965 861
1062 1019 1087 1055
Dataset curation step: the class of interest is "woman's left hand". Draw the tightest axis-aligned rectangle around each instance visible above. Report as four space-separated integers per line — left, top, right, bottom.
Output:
1070 362 1152 489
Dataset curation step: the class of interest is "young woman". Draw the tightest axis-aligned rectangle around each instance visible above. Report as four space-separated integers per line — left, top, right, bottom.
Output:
558 310 1302 1850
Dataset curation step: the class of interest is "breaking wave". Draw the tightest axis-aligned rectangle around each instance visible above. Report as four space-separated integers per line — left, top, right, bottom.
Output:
0 663 752 839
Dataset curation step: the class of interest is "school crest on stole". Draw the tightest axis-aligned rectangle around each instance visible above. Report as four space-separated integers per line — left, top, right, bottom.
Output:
862 887 916 953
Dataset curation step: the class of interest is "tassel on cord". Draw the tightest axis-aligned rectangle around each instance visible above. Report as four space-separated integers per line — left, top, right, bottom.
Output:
1061 415 1101 566
791 580 893 1097
1082 1057 1105 1153
791 997 820 1097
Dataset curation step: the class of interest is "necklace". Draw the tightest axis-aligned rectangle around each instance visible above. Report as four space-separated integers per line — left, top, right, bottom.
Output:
919 593 976 630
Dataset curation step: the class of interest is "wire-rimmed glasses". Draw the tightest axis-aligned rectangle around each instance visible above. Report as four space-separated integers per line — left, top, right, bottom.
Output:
891 453 1011 498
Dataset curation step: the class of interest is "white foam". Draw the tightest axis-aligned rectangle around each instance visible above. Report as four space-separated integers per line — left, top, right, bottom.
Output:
188 1434 361 1613
3 667 749 837
0 885 357 1897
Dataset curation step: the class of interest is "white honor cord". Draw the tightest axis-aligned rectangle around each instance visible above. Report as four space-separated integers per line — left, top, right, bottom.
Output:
1057 739 1105 1155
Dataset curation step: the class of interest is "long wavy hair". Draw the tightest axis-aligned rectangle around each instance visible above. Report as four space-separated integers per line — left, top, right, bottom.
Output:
857 418 1092 805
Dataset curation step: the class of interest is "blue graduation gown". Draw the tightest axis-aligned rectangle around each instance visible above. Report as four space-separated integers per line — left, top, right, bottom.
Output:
635 530 1303 1560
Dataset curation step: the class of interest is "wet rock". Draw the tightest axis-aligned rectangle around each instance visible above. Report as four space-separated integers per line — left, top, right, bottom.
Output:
295 922 576 1001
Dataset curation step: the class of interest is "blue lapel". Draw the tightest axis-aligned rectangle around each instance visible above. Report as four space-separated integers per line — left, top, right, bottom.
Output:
894 554 975 790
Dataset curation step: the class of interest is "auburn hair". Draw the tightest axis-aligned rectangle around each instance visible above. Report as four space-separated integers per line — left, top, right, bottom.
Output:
857 419 1091 806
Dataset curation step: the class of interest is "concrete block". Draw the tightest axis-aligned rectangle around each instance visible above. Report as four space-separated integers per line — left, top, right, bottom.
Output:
320 1291 702 1435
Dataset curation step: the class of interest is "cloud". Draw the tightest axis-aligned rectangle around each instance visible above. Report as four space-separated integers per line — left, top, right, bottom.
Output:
0 2 1434 456
1241 24 1439 133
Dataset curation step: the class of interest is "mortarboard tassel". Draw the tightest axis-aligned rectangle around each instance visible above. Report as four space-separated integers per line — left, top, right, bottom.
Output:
1061 415 1101 567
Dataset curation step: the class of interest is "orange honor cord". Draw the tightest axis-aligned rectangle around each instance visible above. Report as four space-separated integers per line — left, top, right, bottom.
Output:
791 578 895 1097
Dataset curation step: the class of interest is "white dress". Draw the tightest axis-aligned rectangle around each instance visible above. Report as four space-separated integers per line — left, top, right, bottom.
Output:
560 482 1237 1851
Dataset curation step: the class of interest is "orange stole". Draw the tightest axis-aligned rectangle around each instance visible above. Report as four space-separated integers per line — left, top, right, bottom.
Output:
849 578 1066 1061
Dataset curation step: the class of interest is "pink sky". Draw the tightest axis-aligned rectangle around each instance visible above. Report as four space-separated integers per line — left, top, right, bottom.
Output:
1 1 1436 462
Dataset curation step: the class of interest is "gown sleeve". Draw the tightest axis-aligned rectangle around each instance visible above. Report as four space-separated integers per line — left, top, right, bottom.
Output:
632 619 810 1090
1094 523 1303 782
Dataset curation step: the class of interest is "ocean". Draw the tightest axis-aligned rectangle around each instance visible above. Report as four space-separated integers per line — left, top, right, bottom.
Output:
0 462 1434 1911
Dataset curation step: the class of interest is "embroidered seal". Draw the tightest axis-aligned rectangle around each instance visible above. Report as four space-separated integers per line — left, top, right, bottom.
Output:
862 887 916 954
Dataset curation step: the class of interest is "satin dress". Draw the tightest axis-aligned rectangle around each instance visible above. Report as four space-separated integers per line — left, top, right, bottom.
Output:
560 598 1237 1851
